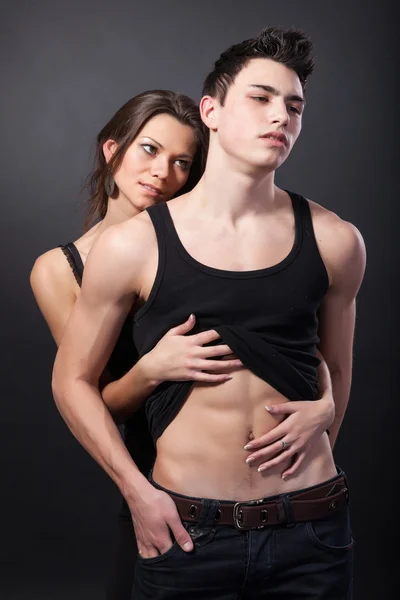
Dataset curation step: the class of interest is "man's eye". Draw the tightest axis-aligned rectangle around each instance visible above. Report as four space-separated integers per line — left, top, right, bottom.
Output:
289 106 301 115
252 96 268 103
142 144 157 155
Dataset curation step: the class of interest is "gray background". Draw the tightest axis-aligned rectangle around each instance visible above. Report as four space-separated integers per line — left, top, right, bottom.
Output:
1 1 396 598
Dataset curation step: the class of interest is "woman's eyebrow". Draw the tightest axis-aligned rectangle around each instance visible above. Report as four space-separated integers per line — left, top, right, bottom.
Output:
141 136 194 159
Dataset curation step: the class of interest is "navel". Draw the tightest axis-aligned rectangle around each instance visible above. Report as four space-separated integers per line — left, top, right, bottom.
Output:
247 430 254 442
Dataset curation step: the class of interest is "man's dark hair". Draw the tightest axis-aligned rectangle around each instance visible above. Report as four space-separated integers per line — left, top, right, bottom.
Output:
202 26 314 104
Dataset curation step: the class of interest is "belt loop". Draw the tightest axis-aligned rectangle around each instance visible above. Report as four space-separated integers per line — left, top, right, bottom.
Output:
197 499 219 528
281 494 295 528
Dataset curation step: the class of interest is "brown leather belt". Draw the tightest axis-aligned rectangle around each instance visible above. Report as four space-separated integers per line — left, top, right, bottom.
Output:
170 477 349 531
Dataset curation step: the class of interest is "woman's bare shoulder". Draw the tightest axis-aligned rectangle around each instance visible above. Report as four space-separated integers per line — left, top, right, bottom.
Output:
30 246 78 299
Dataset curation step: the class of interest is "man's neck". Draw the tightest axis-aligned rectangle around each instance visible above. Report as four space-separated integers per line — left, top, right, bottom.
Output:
192 146 278 223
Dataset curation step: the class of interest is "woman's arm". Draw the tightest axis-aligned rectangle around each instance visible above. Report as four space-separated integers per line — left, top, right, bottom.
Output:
101 313 242 423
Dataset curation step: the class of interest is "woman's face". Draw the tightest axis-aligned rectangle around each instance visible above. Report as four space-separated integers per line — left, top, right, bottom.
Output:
105 113 198 214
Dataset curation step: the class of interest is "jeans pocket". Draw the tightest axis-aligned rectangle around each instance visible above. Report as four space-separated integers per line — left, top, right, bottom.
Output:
137 540 179 565
137 521 218 566
305 505 354 555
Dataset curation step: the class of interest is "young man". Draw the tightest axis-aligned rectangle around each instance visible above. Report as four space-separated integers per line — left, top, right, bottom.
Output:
53 27 366 599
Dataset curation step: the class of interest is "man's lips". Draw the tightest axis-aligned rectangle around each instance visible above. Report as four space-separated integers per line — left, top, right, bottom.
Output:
260 131 288 146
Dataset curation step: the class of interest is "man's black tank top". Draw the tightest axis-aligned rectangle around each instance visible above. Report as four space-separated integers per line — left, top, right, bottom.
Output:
132 191 330 444
59 243 155 484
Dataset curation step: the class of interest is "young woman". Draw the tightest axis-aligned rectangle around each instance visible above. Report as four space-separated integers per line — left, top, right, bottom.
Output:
31 89 335 599
30 89 240 599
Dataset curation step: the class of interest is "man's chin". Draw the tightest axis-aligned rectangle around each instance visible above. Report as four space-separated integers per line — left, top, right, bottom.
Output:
248 149 288 171
249 158 284 173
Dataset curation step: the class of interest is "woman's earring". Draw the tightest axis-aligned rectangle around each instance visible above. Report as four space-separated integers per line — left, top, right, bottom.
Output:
104 172 115 196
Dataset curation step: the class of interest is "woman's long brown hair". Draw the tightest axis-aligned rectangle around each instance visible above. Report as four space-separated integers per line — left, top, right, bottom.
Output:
84 90 208 231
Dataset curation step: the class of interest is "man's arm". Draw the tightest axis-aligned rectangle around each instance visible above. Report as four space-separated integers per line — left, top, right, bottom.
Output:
52 217 193 557
244 208 366 472
317 216 367 449
52 221 149 494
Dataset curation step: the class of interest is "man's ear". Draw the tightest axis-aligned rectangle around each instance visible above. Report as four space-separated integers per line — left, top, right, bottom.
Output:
102 139 118 163
200 95 220 131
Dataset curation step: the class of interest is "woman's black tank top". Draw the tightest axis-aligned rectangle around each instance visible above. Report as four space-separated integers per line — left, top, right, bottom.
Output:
132 191 330 444
59 242 155 482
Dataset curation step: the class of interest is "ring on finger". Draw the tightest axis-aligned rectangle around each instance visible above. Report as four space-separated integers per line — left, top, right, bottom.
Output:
281 440 290 451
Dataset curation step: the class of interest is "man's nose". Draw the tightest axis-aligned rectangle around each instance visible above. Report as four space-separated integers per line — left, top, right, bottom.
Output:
268 99 289 126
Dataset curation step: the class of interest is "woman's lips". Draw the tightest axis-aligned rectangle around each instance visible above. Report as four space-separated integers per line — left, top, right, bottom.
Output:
139 183 163 197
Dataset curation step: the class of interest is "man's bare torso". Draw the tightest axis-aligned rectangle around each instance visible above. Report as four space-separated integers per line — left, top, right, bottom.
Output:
128 188 339 500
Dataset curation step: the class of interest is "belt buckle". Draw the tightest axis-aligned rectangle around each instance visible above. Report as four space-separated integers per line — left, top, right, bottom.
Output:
233 498 266 531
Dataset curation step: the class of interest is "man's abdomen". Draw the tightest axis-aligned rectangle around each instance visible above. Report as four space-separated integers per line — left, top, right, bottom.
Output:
152 369 336 500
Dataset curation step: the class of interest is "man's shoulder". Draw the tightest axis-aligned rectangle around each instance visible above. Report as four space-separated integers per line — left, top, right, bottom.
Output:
307 198 364 253
96 210 156 260
118 208 155 236
81 213 157 296
306 198 366 283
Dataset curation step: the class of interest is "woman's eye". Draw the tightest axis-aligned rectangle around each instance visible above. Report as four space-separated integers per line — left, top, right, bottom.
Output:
142 144 157 155
175 159 191 170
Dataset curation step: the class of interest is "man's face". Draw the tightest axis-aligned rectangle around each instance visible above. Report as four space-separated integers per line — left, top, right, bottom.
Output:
214 58 305 172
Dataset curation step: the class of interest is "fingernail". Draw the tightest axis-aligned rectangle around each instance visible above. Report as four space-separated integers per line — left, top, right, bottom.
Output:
243 444 252 451
183 542 192 551
257 466 266 473
265 405 272 412
189 313 195 319
246 456 255 464
282 474 287 480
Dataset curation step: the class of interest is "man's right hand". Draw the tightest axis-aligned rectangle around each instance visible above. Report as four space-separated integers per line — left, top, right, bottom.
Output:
140 313 242 385
129 486 194 558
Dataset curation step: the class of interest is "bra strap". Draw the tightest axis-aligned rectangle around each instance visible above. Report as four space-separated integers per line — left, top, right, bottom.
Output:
59 242 84 286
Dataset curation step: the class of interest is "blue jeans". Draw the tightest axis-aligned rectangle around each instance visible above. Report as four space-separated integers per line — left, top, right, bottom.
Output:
132 468 354 599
